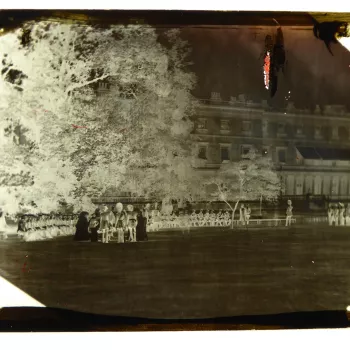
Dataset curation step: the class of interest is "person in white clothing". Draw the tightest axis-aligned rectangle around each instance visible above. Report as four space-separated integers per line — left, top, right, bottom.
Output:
190 210 197 227
114 203 127 243
126 205 137 242
99 205 110 243
334 205 340 226
286 200 293 227
346 205 350 226
239 204 246 225
0 209 8 239
245 205 251 225
328 205 333 226
339 203 345 226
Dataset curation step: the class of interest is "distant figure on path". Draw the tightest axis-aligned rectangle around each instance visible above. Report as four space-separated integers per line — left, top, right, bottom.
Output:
334 205 340 226
182 210 191 236
126 205 137 242
204 210 210 226
0 209 8 239
89 208 101 242
245 205 251 225
329 205 337 226
142 203 151 240
328 205 333 226
339 203 345 226
190 209 197 227
346 205 350 226
239 204 245 225
285 200 293 227
198 209 204 226
74 211 90 241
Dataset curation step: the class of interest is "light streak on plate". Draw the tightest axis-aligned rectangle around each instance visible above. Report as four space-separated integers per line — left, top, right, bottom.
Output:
263 51 271 90
338 37 350 53
0 275 45 308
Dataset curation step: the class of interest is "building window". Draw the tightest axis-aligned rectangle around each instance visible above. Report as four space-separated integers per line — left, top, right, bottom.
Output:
295 176 304 195
296 125 304 136
262 119 269 135
277 123 286 135
277 148 287 163
220 119 230 131
198 146 207 160
220 146 230 162
315 126 322 139
314 176 322 195
242 121 252 132
286 175 295 195
241 144 253 158
332 126 339 139
340 176 348 195
197 118 207 130
332 176 339 196
338 126 348 140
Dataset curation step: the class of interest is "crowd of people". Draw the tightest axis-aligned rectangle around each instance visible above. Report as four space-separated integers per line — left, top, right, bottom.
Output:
149 209 236 231
75 203 149 243
73 204 245 244
327 203 350 226
8 199 350 242
16 213 77 241
0 200 297 243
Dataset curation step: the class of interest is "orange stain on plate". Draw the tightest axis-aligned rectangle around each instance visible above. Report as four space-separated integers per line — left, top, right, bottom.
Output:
263 51 270 90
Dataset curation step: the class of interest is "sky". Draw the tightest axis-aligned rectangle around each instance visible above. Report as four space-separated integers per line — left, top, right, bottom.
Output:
180 25 350 110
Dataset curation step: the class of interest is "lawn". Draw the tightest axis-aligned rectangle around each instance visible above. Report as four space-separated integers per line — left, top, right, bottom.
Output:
0 226 350 319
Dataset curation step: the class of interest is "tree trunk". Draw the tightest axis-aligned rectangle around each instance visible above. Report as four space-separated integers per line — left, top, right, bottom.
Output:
223 200 240 229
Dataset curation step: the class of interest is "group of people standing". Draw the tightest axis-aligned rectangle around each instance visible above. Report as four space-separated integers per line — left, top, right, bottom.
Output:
327 203 350 226
190 209 233 227
74 202 150 243
239 204 252 225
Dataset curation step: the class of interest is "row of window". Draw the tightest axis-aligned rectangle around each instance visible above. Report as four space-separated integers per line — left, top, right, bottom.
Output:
196 118 349 140
285 174 350 196
198 144 287 163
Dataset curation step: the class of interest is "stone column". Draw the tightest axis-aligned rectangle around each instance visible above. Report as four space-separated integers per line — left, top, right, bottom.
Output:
262 119 269 138
332 125 339 140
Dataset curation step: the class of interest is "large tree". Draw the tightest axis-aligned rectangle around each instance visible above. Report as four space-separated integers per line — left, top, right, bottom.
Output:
202 149 282 228
0 22 201 213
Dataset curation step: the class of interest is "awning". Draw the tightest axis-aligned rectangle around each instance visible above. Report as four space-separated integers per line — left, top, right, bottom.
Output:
296 147 350 161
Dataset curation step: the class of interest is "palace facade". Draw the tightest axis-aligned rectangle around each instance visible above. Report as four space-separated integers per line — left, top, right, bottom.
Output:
192 93 350 201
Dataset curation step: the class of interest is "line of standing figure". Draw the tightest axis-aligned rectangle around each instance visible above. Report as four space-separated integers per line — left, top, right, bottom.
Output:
327 203 350 226
74 203 150 243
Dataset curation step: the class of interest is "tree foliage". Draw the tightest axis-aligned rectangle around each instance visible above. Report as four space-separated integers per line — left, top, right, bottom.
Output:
0 22 200 213
202 149 282 226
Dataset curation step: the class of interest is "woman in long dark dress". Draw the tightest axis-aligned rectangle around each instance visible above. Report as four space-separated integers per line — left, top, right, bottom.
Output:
136 209 146 241
74 211 90 241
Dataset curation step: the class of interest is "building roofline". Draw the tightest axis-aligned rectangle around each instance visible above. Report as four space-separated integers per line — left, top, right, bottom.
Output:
196 98 350 122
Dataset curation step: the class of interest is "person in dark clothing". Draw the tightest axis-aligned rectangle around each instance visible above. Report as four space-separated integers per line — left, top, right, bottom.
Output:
74 211 90 241
89 208 101 242
17 215 27 236
136 209 147 241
